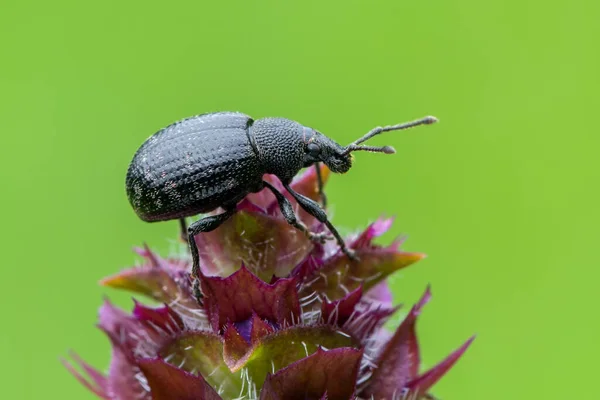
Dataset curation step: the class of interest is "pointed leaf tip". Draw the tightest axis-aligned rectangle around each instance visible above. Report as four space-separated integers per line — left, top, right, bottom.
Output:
415 285 432 314
223 322 252 370
362 286 432 398
321 286 363 326
62 352 108 399
352 217 395 248
133 243 162 268
250 314 276 344
305 248 425 300
406 335 475 395
100 266 199 316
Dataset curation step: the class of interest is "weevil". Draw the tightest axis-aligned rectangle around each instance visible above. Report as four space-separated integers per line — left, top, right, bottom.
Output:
126 112 437 301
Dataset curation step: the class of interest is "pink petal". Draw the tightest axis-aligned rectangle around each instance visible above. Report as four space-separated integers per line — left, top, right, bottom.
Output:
363 280 394 309
351 218 394 249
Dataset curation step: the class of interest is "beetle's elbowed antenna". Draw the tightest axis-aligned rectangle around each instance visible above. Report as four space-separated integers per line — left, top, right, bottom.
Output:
342 115 438 155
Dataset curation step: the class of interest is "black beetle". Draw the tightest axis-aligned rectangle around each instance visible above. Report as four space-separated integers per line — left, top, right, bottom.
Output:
126 111 437 300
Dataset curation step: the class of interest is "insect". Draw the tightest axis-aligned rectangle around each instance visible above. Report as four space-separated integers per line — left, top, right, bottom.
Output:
126 111 437 300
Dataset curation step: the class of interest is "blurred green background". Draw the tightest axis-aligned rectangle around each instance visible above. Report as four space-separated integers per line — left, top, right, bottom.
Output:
1 0 598 398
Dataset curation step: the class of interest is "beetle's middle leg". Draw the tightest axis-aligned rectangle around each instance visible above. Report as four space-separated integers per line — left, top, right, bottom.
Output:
283 182 358 261
263 181 331 244
187 208 237 303
179 218 188 243
314 162 327 208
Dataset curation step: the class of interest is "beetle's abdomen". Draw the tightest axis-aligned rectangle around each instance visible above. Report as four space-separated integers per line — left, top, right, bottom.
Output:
126 112 263 221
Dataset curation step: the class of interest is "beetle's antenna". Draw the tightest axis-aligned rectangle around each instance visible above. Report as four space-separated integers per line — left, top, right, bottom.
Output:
345 116 438 153
344 144 396 154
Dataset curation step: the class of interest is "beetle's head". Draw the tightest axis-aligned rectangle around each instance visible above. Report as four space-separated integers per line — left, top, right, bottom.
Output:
303 115 438 174
302 131 353 173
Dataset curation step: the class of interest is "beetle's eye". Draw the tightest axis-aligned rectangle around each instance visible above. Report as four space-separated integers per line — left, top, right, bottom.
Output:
307 142 321 156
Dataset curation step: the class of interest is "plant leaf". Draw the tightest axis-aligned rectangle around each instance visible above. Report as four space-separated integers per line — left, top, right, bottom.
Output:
260 347 362 400
138 358 222 400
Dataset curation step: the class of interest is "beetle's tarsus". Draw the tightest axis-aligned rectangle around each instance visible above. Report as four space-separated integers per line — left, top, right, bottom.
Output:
192 277 203 304
308 231 334 244
344 248 359 261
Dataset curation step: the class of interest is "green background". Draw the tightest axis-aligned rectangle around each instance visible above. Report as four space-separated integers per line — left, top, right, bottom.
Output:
1 0 598 399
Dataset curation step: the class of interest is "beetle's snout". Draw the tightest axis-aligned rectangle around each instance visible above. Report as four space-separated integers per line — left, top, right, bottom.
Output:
323 150 353 173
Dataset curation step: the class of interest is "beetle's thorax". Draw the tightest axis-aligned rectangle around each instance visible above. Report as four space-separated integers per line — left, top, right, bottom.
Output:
250 117 307 182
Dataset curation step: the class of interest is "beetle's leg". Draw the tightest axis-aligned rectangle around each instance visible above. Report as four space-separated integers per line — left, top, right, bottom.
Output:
263 181 330 244
187 208 237 303
283 183 358 261
314 162 327 208
179 218 188 243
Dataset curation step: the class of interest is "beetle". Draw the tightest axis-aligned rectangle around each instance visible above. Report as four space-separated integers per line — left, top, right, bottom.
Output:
126 111 437 300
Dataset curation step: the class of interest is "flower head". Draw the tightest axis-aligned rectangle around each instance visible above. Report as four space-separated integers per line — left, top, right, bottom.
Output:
64 166 473 399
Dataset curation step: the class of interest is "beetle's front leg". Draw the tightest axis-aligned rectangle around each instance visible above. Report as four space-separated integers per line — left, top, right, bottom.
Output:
282 183 358 261
263 181 332 244
187 208 237 303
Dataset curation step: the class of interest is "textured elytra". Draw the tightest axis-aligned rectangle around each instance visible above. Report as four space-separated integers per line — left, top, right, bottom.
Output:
126 111 263 221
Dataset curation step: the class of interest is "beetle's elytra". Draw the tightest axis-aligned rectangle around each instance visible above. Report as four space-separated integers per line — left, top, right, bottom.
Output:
126 111 437 302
